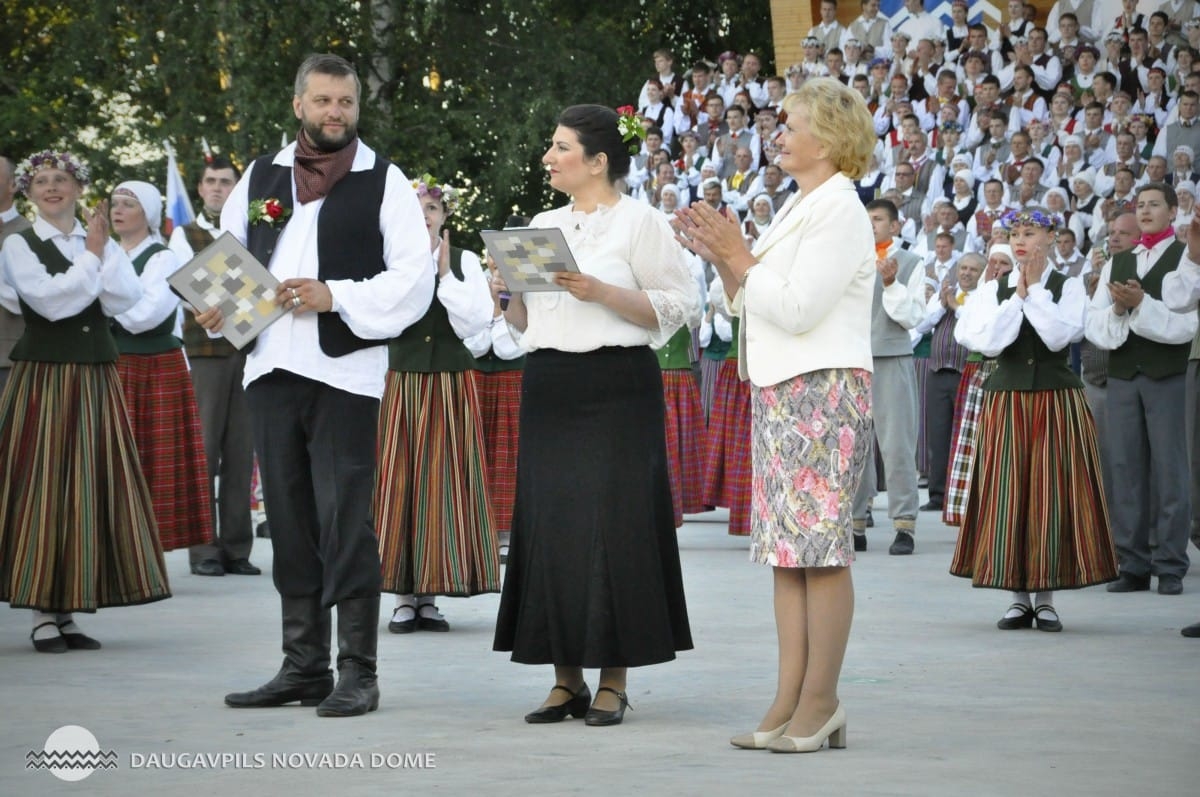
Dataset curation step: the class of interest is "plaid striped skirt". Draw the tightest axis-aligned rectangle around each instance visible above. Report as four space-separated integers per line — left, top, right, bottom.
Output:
0 361 170 612
662 369 709 527
376 371 500 596
750 368 873 568
950 388 1119 591
116 351 213 551
475 369 522 534
942 360 996 526
703 359 753 536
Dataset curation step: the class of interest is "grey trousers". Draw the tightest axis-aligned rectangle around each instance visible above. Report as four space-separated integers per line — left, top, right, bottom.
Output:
1186 360 1200 548
188 354 255 566
924 368 962 505
854 355 920 524
1107 373 1192 579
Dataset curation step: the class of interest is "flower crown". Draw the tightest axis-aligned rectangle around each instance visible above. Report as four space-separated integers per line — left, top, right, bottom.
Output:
15 150 90 194
616 106 646 156
1000 209 1061 230
412 172 460 215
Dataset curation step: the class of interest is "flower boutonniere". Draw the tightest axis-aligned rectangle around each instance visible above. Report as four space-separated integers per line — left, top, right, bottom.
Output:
248 197 291 227
616 105 646 155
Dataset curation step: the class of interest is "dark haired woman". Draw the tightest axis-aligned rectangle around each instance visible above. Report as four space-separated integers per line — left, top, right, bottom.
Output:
492 105 697 726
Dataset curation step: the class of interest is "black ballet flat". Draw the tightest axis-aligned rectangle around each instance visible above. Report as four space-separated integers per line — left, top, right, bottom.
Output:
584 686 632 727
31 621 67 654
996 604 1034 630
524 683 591 724
57 622 101 650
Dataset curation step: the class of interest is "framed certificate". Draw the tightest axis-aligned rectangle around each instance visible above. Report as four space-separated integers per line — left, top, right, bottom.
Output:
167 232 287 350
479 227 580 292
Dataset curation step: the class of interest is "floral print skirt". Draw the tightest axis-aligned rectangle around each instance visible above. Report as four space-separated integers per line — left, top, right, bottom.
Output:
749 368 873 568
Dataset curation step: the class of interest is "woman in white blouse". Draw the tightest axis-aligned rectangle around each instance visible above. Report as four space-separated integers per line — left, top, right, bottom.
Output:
491 104 698 727
675 79 877 753
0 152 169 653
109 180 214 556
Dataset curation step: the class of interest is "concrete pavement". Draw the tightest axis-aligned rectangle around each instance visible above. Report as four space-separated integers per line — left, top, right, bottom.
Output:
1 504 1197 796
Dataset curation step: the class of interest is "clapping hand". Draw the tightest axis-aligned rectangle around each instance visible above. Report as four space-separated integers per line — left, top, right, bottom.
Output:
876 256 898 287
84 200 110 258
1108 279 1145 314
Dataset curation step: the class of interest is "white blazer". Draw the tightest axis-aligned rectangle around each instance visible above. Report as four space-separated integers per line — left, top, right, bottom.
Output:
731 172 875 386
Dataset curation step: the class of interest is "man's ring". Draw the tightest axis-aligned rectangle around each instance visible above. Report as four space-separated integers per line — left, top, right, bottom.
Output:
290 288 298 299
292 296 302 308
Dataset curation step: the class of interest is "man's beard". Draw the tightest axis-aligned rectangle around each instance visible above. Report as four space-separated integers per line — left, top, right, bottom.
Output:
301 117 357 152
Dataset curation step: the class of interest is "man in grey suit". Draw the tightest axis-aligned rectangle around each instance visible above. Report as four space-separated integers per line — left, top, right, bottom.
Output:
854 200 928 555
0 155 32 394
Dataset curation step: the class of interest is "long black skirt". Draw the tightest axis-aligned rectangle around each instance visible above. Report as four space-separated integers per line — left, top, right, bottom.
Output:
493 346 693 667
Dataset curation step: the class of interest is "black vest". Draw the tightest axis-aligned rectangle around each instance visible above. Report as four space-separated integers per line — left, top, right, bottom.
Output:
387 247 478 374
1107 241 1191 380
984 269 1083 392
112 242 182 354
9 229 119 364
245 149 390 357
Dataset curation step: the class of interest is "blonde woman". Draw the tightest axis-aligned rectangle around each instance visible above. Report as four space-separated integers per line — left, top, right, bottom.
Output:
676 79 877 753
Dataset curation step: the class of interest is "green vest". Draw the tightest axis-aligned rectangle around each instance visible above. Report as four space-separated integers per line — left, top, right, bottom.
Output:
387 247 478 374
702 321 732 361
9 229 120 364
656 325 693 371
474 346 525 373
111 242 182 355
984 269 1083 392
1106 242 1191 380
723 317 740 361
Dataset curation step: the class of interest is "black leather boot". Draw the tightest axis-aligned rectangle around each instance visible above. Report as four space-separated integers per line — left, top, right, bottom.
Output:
316 595 381 717
225 596 333 707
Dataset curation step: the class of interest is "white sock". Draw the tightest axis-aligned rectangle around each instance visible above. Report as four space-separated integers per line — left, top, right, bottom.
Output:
1034 592 1055 614
417 597 444 620
392 595 416 621
54 613 82 635
32 610 60 640
1004 592 1032 619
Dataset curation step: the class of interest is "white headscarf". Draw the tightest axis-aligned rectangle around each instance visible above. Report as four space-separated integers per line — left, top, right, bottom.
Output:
113 180 164 241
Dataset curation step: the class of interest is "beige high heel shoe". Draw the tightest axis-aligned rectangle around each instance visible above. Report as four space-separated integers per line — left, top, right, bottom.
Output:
766 704 846 753
730 721 788 750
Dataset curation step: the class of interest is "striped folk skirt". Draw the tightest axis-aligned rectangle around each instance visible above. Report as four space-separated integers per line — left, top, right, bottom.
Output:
950 388 1119 591
376 371 500 596
116 351 213 551
0 361 170 612
942 360 997 526
662 369 709 527
703 359 753 536
475 369 521 534
750 368 873 568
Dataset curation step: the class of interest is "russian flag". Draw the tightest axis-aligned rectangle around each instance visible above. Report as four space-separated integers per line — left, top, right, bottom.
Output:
164 142 195 236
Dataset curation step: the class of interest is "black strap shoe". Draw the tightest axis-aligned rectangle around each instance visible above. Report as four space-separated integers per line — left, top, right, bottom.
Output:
31 621 68 654
524 683 591 723
584 686 632 726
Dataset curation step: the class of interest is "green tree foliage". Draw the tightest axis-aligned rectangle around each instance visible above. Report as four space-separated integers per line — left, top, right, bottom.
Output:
1 0 771 237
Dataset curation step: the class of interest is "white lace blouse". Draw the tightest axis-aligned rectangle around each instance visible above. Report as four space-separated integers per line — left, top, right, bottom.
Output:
515 195 698 353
